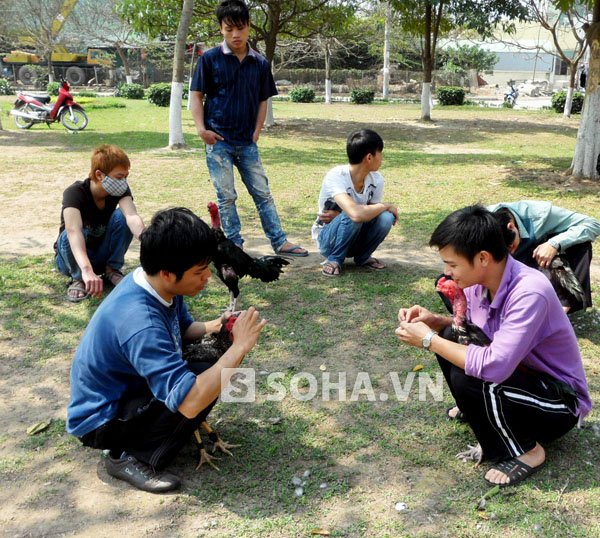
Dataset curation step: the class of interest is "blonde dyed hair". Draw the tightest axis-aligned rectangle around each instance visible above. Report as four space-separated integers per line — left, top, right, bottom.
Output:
89 144 130 181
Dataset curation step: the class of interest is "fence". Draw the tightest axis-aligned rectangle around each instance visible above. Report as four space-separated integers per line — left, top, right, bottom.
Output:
273 68 465 93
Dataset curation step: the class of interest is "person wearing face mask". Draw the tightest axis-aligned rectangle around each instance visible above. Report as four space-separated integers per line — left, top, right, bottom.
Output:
54 144 145 302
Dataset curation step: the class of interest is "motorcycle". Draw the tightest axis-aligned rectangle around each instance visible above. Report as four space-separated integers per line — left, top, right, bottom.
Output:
10 79 88 131
504 83 519 106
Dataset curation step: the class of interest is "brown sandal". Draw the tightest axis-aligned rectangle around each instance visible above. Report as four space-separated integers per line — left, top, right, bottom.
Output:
322 261 341 276
104 269 125 287
362 257 387 270
67 280 89 303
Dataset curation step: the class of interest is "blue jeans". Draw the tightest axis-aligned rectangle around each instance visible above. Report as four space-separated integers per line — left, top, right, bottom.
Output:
55 209 133 281
205 140 287 250
318 211 395 266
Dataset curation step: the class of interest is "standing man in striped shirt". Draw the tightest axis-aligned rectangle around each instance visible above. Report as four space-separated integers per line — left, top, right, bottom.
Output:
190 0 308 257
396 205 591 488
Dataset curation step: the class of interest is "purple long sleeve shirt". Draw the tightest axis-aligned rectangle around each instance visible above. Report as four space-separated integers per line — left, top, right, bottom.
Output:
464 255 591 419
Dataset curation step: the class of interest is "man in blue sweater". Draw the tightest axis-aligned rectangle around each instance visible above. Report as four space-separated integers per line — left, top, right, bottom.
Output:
190 0 307 257
67 207 267 493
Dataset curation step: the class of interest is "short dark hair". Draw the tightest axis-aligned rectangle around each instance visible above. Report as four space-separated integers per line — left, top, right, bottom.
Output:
429 205 508 263
346 129 384 165
140 207 217 280
216 0 250 27
492 207 518 248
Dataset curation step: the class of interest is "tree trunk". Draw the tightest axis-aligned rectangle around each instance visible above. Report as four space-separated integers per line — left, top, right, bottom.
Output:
569 13 600 180
116 44 132 81
382 3 391 99
469 68 478 92
563 66 577 118
48 51 54 84
325 41 331 104
263 25 278 127
265 98 275 127
168 0 194 149
421 82 432 121
420 2 433 121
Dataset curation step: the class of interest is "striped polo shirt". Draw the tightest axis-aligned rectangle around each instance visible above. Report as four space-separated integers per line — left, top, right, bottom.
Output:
191 40 277 145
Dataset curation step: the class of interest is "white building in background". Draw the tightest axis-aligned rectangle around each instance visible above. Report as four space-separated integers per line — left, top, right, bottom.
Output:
442 11 590 90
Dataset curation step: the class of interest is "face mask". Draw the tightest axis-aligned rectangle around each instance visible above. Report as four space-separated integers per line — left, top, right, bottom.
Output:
102 174 129 197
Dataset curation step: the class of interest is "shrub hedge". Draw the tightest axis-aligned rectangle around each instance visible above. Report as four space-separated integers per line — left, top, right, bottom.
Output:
350 89 375 104
551 90 584 114
47 82 61 96
115 83 145 99
290 87 315 103
437 86 465 106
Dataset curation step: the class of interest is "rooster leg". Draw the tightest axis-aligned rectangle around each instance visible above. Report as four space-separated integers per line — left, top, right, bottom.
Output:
193 429 221 471
456 443 483 467
201 421 240 457
228 291 239 312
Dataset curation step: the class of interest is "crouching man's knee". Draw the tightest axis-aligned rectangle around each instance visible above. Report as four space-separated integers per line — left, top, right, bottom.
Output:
377 210 396 231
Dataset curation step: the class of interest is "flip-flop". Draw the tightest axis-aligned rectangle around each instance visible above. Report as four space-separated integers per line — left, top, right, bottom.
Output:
67 280 89 303
322 261 341 277
484 458 545 488
276 245 309 257
362 257 386 270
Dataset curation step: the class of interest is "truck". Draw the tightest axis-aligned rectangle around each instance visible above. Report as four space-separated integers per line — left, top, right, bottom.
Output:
3 47 112 85
1 0 112 86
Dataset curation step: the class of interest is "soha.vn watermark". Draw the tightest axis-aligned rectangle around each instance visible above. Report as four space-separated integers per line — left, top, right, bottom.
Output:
221 369 444 403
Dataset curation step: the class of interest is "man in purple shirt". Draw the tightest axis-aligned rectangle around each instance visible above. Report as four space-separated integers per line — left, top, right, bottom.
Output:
396 205 591 487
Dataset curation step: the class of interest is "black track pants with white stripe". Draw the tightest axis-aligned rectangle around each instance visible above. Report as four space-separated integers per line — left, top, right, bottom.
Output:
436 330 578 463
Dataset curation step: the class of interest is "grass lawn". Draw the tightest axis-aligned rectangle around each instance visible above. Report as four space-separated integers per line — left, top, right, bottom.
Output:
0 96 599 538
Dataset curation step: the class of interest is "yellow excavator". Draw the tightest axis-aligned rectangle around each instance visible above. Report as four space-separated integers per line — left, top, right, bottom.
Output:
2 0 112 85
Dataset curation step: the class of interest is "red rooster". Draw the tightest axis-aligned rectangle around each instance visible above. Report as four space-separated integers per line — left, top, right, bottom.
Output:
183 313 241 470
436 277 491 347
207 202 289 311
436 276 489 466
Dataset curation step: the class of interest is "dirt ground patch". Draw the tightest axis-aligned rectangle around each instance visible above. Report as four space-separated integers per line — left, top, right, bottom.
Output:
1 120 599 538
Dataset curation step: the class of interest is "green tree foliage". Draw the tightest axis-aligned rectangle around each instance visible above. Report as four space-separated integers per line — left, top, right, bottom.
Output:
0 79 13 95
391 0 529 120
117 0 354 62
440 44 498 76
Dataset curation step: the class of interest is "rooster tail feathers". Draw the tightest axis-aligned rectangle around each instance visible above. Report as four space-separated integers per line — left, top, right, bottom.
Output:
248 256 290 282
542 256 586 306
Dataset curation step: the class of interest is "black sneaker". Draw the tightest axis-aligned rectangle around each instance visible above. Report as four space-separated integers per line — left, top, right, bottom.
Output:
105 455 181 493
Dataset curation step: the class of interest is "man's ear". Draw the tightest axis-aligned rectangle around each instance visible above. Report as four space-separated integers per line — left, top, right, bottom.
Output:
478 251 493 267
93 169 104 182
159 269 176 284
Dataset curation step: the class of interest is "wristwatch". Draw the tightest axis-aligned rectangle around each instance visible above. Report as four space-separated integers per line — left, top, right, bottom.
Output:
548 238 561 252
422 329 438 351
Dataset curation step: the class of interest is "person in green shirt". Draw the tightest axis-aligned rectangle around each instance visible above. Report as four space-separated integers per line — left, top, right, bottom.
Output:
488 200 600 312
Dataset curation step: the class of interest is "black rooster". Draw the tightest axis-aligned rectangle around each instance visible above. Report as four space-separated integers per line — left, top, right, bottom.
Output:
207 202 290 311
183 313 241 470
538 254 586 309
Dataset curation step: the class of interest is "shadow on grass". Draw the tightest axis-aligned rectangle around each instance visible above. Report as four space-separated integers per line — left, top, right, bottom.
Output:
268 117 578 149
1 254 599 536
0 128 197 153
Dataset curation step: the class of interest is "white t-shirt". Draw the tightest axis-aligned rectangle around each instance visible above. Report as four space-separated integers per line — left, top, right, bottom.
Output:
311 164 385 243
